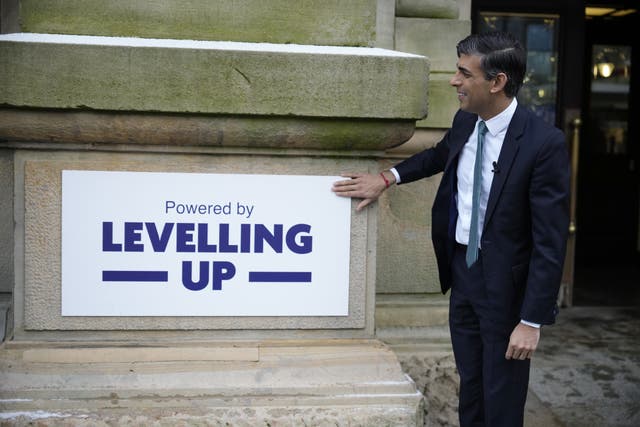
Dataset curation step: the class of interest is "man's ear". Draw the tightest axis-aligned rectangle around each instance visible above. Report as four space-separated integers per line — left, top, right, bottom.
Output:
491 72 508 93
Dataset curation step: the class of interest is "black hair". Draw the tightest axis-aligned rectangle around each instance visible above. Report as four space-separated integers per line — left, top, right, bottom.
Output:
456 31 526 98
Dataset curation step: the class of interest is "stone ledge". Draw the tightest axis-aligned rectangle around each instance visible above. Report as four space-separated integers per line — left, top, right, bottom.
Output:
0 108 416 151
376 294 450 328
21 346 259 363
13 0 377 46
0 33 429 120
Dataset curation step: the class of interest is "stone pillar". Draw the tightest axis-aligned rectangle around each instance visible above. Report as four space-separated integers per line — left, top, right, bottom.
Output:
374 1 471 425
0 1 429 424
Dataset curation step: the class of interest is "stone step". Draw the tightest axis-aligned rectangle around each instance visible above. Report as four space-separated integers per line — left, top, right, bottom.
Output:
0 339 424 425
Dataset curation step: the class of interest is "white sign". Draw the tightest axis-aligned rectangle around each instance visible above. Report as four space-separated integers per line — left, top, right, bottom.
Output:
61 170 351 316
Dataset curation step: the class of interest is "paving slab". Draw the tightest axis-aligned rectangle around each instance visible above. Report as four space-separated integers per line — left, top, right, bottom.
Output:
528 306 640 427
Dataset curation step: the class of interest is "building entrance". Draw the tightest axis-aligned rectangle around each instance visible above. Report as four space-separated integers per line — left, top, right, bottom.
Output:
473 1 639 307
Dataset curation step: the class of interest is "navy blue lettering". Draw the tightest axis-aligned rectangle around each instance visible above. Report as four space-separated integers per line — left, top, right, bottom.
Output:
176 223 196 252
102 222 122 251
212 261 236 290
197 223 217 252
254 224 283 253
124 222 144 252
181 260 209 291
218 224 238 253
146 222 173 252
287 224 312 254
240 223 251 253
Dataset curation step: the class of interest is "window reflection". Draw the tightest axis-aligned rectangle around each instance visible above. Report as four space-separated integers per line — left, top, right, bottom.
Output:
478 13 560 126
590 45 631 155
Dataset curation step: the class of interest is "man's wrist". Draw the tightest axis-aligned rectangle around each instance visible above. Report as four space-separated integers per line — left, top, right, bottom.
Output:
379 172 390 188
520 319 541 328
389 168 401 184
380 170 397 187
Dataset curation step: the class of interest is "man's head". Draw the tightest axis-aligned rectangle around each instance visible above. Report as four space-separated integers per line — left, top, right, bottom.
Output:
450 31 526 119
456 31 526 98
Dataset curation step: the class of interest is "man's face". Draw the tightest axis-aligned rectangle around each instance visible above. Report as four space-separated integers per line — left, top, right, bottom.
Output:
450 53 493 117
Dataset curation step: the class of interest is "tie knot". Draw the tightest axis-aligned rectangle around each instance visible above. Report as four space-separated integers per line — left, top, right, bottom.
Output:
478 121 488 137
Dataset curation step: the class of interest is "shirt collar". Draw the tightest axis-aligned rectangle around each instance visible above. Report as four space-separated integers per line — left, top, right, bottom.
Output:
479 98 517 136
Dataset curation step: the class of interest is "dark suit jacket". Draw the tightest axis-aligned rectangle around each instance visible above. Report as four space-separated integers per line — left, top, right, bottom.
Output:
394 105 570 325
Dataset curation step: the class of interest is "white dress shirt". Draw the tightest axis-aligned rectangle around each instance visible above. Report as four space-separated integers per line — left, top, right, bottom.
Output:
455 98 517 248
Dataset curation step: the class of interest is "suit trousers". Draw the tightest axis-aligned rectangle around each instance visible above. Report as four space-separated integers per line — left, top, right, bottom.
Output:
449 243 530 427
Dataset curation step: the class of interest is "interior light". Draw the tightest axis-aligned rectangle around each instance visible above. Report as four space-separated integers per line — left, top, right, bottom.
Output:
610 9 637 17
585 7 615 17
597 62 615 78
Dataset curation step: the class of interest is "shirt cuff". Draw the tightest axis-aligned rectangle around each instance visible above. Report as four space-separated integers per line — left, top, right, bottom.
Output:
389 167 401 184
520 319 541 328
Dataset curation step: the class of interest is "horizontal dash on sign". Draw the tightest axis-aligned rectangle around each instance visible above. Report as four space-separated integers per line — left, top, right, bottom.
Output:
248 272 312 283
102 270 168 282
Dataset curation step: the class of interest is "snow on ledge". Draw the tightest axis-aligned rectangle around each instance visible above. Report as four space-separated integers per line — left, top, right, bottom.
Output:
0 33 423 58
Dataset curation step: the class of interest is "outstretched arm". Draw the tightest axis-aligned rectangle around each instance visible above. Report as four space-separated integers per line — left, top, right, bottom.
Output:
332 171 396 211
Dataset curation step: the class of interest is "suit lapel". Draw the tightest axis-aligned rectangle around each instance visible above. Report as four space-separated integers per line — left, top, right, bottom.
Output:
483 106 527 230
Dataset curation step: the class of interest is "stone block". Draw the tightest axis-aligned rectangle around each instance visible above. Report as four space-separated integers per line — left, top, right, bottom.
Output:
417 72 460 128
376 156 442 294
395 17 470 72
14 0 377 46
0 33 429 120
0 151 12 294
396 0 459 19
375 294 449 327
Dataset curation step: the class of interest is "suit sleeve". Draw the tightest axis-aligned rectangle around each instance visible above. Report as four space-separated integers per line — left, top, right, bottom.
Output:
520 128 570 325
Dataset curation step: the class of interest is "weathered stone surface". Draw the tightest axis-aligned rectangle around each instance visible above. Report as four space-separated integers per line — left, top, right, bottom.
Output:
396 0 459 19
376 294 449 328
0 108 416 151
14 0 377 46
398 350 458 427
418 72 461 128
0 151 12 294
0 340 424 426
376 0 396 49
395 17 469 72
379 328 459 427
375 156 442 293
393 17 468 128
0 34 429 120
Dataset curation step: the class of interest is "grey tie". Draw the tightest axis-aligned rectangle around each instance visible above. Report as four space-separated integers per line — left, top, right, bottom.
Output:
466 121 488 268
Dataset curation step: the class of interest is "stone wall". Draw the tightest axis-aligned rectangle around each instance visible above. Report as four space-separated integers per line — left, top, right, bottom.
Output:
0 0 434 424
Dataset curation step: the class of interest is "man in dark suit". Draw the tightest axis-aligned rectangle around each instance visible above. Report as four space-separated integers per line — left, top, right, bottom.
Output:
332 31 570 426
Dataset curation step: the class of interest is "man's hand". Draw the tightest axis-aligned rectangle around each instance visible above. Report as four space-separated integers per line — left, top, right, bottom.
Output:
332 172 393 211
505 322 540 360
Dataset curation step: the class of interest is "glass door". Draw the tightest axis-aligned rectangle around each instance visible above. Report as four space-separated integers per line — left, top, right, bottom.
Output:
477 13 560 127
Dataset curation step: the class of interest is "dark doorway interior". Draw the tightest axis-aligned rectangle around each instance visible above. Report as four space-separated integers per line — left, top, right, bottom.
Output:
574 7 640 306
473 1 639 307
